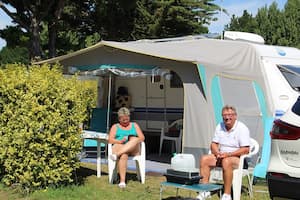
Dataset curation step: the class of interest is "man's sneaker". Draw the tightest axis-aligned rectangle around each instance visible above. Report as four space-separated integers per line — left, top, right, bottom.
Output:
196 191 211 200
221 193 232 200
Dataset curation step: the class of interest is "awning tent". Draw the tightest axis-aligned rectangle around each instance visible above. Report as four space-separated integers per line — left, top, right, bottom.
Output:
35 36 300 177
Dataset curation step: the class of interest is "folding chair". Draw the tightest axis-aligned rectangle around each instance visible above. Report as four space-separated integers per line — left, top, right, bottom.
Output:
108 141 146 184
209 138 260 200
159 119 183 156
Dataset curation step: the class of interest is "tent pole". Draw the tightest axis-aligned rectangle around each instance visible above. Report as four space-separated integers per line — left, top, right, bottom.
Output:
106 73 112 132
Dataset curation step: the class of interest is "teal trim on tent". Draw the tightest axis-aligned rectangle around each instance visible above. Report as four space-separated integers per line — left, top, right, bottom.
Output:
253 82 273 178
74 64 156 71
197 64 207 96
211 76 223 124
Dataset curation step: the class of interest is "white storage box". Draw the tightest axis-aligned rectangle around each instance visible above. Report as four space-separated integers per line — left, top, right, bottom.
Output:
171 153 198 172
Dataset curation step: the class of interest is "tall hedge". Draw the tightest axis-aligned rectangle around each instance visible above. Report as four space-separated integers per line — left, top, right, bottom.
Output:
0 63 96 192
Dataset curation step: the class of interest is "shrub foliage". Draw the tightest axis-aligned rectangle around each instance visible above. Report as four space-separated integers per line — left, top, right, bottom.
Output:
0 63 96 192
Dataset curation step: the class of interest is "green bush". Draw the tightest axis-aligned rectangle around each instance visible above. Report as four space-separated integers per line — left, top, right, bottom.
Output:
0 63 96 192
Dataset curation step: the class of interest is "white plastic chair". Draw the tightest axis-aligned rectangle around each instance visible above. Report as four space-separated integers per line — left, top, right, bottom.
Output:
209 138 259 200
108 141 146 184
159 119 183 156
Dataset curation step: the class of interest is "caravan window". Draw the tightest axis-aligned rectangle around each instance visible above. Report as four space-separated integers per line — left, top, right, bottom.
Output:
170 71 183 88
278 65 300 92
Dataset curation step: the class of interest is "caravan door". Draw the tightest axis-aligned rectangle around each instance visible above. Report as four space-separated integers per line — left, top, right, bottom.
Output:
145 75 167 131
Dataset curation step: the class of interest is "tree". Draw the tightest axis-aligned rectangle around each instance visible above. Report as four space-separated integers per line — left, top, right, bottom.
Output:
45 0 66 58
0 46 29 65
127 0 155 40
267 2 285 45
0 0 67 60
0 26 28 48
0 0 223 61
56 0 99 52
93 0 138 41
149 0 220 38
283 0 300 48
225 0 300 48
0 26 29 65
225 10 258 33
150 1 203 37
255 6 272 44
255 2 290 46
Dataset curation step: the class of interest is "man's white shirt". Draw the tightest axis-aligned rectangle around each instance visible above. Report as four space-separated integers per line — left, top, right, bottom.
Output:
212 120 250 153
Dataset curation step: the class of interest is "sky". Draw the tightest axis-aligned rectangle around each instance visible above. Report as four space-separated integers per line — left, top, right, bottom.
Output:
0 0 287 50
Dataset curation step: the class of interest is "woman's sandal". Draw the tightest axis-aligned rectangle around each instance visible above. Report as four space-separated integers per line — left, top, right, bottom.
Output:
118 182 126 188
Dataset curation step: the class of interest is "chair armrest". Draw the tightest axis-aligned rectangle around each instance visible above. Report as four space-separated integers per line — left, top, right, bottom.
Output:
108 143 113 156
161 126 168 133
235 154 249 176
140 141 146 159
140 141 145 152
237 138 260 169
249 139 260 157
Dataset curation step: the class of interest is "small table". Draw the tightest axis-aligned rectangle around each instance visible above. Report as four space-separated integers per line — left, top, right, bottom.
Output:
160 181 223 200
81 130 108 178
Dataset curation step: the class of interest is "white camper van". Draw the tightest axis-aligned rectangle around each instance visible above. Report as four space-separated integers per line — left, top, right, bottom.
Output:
37 32 300 178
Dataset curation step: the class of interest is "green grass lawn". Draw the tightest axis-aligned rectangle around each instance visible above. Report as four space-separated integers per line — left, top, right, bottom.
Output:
0 163 270 200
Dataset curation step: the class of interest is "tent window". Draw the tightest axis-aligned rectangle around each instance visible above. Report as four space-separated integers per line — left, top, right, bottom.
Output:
218 77 263 143
170 71 183 88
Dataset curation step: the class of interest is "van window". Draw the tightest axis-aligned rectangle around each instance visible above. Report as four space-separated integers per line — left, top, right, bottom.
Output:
292 97 300 116
278 65 300 92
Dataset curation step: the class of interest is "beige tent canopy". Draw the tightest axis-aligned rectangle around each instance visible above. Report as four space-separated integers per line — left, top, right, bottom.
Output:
36 36 300 178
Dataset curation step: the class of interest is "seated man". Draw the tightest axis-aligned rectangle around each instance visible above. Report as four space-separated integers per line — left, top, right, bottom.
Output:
197 105 250 200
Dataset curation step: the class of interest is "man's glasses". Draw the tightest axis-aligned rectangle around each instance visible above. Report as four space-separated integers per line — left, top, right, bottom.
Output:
222 113 235 117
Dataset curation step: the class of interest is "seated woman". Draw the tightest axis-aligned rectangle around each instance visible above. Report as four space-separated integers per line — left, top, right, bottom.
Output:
108 107 145 188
